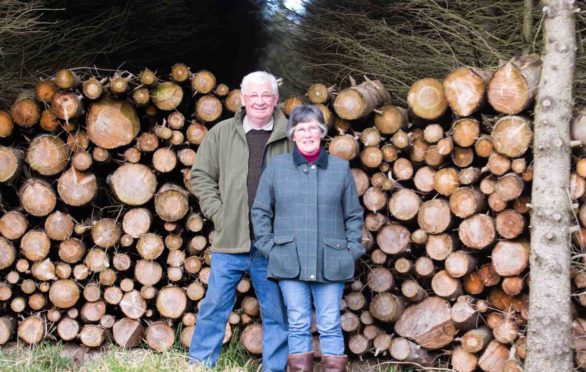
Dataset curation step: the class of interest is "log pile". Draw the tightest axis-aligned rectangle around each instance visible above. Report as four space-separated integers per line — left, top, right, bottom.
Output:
0 66 254 351
0 56 578 370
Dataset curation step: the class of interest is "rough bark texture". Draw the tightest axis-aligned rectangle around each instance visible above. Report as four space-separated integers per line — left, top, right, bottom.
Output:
526 1 576 370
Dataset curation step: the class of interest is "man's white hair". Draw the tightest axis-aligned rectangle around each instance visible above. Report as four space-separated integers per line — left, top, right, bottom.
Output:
240 71 279 96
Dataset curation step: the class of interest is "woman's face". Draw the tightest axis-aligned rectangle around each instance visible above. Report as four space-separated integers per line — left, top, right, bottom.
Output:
293 119 322 154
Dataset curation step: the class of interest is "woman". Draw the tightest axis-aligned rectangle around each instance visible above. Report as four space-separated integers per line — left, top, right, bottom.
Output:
252 104 364 372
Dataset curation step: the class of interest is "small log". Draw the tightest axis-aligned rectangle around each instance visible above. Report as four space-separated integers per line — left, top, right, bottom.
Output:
376 223 410 255
120 290 147 319
155 186 189 222
491 116 533 158
491 240 530 276
445 251 477 278
487 55 541 114
340 311 360 333
45 211 74 241
57 168 98 207
156 286 187 319
373 333 392 357
431 270 462 300
478 340 509 372
367 267 394 293
109 163 157 206
196 95 223 122
240 323 263 355
57 317 79 341
374 105 407 134
191 70 216 93
360 146 383 168
134 260 163 286
18 316 45 345
123 208 152 239
413 166 436 193
151 82 183 111
495 210 525 239
333 79 390 120
306 83 330 104
417 199 452 234
452 118 480 148
351 168 370 197
388 189 421 221
81 300 107 323
224 89 242 113
458 214 495 250
104 286 123 305
394 257 413 275
452 347 479 372
0 316 15 345
346 291 367 311
433 167 460 196
137 233 164 260
59 238 86 264
0 238 16 270
407 78 448 120
450 295 479 330
91 219 121 249
348 334 371 355
26 135 68 176
395 296 457 349
449 187 486 218
21 230 50 261
443 67 491 116
19 178 57 217
495 173 524 202
369 293 404 323
423 124 444 143
459 167 481 185
452 147 474 168
365 213 389 232
87 98 140 149
10 93 40 128
414 257 436 279
401 279 426 303
390 337 432 365
329 134 359 160
0 211 27 240
51 92 83 120
426 233 457 261
461 326 493 353
393 158 414 181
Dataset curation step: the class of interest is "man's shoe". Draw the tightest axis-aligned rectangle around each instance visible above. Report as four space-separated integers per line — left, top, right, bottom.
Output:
320 354 347 372
288 352 314 372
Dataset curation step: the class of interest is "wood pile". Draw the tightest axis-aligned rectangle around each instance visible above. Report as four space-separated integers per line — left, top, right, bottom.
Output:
0 55 580 370
0 65 251 351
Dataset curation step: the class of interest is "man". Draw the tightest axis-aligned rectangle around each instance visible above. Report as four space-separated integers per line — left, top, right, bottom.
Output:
189 71 293 371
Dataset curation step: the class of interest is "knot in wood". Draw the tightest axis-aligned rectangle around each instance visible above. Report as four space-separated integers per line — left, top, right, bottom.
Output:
553 137 563 147
556 43 569 53
541 96 554 109
545 232 554 240
552 213 562 222
542 5 557 17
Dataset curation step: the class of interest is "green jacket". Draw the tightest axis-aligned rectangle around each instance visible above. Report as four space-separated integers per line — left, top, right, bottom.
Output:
190 108 293 253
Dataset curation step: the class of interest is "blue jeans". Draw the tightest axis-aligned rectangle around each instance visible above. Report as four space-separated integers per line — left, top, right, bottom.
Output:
189 245 288 371
278 280 345 356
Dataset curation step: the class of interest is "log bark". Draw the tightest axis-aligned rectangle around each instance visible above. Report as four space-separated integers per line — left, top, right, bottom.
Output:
333 79 390 120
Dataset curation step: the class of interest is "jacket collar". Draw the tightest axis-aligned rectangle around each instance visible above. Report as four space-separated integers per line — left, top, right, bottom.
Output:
293 146 328 168
234 107 289 144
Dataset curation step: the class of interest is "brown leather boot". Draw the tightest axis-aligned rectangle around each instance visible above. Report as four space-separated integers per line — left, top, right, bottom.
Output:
320 354 348 372
288 352 314 372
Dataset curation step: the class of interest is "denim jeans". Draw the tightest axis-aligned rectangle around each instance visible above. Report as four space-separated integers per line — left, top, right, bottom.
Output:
188 245 288 372
278 280 345 355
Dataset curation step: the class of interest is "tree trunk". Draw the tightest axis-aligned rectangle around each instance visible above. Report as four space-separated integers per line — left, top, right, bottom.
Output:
526 1 576 371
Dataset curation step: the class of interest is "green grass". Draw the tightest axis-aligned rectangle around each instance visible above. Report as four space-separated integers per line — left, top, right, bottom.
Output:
0 337 413 372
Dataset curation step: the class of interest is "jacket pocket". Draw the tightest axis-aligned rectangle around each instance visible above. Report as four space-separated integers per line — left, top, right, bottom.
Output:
323 237 354 282
269 234 300 278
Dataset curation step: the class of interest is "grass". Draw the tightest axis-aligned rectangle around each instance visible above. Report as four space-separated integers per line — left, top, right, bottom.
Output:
0 335 412 372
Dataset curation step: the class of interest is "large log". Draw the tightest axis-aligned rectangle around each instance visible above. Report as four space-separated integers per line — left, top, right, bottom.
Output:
333 79 390 120
395 297 457 349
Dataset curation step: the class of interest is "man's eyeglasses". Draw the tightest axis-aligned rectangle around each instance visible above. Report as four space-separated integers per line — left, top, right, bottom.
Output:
244 94 275 102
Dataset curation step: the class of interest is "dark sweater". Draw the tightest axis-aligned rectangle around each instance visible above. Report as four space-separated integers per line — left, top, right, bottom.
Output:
246 129 272 237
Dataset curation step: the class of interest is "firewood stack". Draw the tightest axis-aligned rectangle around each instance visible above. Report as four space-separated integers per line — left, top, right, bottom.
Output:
0 65 254 351
0 55 579 370
280 55 542 371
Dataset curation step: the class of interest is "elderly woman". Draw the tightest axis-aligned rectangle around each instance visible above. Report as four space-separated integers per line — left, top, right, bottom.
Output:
252 104 364 372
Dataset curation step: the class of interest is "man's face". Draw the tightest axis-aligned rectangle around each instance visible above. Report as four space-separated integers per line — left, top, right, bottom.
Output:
240 81 279 126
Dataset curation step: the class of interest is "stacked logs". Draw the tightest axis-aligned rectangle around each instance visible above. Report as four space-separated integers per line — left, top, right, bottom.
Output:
0 65 261 352
277 55 542 371
0 55 579 370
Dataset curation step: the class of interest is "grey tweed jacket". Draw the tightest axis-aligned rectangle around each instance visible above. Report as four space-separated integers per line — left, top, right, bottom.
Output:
251 147 364 282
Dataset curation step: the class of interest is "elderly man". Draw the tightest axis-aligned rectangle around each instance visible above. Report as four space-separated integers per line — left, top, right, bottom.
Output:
188 71 293 371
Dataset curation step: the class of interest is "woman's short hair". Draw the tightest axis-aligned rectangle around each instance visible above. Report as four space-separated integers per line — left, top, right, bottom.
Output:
241 71 279 96
287 105 328 141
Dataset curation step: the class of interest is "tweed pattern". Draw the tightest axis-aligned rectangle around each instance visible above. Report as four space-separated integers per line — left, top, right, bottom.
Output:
252 151 365 282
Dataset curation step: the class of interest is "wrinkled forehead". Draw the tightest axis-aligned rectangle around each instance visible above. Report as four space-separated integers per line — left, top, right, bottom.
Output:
245 81 274 95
